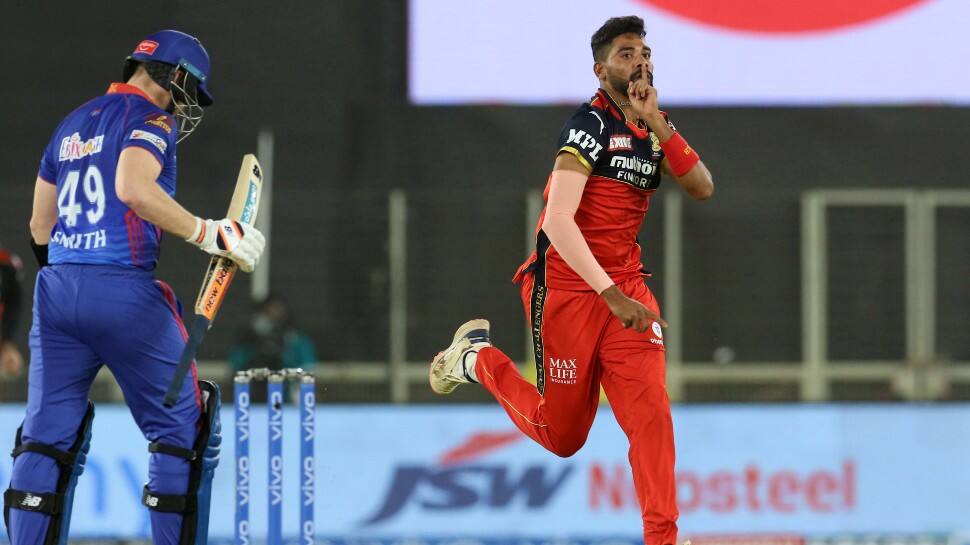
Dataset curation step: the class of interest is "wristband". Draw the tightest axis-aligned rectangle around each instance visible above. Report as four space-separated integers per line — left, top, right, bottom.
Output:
186 217 207 246
29 236 48 268
660 132 700 177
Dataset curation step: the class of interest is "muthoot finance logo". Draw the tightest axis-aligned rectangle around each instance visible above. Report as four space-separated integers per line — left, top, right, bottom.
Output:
362 431 574 526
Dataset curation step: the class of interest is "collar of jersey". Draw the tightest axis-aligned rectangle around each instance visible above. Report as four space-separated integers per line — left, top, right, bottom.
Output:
592 88 649 140
106 83 152 102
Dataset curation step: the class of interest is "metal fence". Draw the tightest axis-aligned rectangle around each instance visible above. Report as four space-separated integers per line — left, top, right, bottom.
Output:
6 187 966 405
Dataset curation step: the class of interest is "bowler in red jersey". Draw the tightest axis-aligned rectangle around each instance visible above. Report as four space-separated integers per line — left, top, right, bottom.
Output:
430 16 713 545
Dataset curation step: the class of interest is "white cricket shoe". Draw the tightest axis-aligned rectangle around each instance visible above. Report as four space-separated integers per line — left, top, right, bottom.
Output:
429 319 491 394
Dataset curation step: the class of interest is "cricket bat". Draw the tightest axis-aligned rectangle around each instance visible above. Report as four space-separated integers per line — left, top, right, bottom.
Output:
164 154 263 408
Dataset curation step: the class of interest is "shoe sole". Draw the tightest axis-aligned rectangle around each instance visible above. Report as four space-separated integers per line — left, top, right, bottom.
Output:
429 318 490 395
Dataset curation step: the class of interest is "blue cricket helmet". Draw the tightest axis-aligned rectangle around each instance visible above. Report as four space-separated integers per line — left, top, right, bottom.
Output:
124 29 213 106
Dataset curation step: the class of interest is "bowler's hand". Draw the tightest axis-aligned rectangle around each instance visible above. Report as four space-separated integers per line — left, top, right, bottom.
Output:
600 285 667 333
628 80 660 119
627 80 673 139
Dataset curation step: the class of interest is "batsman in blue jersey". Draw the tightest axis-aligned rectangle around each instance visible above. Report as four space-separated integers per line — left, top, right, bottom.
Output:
5 30 265 545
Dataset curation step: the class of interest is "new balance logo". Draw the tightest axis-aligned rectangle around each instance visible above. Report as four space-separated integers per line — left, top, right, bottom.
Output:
145 495 159 508
20 494 42 508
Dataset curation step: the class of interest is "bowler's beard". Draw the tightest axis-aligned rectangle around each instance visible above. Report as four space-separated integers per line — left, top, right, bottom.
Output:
606 69 652 98
607 72 632 99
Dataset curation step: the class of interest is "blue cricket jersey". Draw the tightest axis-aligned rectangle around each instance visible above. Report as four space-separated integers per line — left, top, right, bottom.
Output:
38 83 178 270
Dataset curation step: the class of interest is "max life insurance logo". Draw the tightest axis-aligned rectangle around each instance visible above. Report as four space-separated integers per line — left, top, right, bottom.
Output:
361 430 573 525
636 0 928 33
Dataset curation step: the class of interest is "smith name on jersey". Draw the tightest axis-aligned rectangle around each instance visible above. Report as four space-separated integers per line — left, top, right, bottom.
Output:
518 88 674 291
38 83 178 270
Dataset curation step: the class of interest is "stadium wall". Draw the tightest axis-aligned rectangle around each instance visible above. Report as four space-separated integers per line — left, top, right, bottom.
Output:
1 3 968 393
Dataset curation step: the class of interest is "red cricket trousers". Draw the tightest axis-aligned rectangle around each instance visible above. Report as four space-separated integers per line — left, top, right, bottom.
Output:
476 274 678 545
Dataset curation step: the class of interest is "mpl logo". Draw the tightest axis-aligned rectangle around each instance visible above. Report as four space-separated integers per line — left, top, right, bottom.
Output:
362 430 574 525
565 129 603 162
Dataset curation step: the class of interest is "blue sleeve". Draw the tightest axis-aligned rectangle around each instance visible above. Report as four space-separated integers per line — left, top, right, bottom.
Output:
122 108 177 167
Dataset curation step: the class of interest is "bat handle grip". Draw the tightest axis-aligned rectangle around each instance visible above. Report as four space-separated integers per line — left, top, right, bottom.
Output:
164 316 211 408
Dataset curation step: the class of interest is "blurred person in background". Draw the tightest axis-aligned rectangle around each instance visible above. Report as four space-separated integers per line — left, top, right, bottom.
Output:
429 15 712 545
229 293 316 374
0 243 24 377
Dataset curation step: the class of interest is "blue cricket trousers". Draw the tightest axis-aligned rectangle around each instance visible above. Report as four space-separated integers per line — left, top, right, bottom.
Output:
9 264 201 545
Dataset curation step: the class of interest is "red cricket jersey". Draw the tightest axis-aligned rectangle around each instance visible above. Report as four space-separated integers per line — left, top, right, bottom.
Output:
515 89 673 291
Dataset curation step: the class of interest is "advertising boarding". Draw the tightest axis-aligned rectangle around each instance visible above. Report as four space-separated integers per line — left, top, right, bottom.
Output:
409 0 970 106
0 404 968 543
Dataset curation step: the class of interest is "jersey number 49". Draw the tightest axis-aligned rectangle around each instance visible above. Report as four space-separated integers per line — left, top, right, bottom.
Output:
58 165 106 227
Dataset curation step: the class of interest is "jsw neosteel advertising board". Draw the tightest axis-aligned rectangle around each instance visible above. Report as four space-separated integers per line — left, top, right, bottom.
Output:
0 404 968 540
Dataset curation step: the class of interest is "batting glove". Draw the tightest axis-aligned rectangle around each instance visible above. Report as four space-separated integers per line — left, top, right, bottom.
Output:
187 217 266 272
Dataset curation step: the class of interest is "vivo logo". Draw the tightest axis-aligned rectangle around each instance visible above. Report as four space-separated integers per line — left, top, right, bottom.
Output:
236 392 250 442
302 391 315 442
269 456 283 506
301 520 314 545
236 520 249 545
236 456 250 507
269 391 283 442
302 456 315 506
